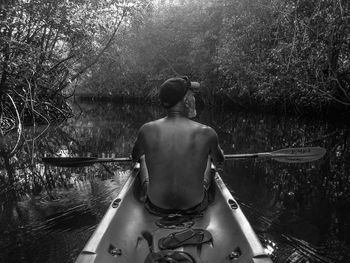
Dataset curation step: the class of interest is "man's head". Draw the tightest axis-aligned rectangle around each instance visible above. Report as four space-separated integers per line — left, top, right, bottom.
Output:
159 76 200 118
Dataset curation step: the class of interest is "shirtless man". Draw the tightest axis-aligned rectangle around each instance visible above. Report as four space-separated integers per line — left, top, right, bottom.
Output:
132 76 224 212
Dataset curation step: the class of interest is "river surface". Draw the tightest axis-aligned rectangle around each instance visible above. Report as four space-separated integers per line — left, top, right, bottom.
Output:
0 101 349 263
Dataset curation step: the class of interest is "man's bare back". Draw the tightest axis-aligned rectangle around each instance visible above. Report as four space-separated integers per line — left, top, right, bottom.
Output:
132 77 224 210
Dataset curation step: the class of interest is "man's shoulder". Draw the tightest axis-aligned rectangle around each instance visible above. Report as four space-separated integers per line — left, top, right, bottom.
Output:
140 118 216 136
139 118 165 132
189 120 216 135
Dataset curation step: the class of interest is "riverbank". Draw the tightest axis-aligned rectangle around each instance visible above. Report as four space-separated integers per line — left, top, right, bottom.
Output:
74 93 350 121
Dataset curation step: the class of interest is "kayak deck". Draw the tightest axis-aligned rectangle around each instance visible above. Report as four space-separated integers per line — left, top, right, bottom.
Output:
75 165 272 263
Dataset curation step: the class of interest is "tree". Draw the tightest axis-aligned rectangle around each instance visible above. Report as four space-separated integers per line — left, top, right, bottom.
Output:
79 0 224 103
0 0 150 195
217 0 350 112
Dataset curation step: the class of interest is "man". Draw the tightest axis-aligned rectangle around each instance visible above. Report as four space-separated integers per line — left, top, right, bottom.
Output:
132 76 224 214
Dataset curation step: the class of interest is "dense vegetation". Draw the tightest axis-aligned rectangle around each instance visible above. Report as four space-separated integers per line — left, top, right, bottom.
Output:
1 0 349 138
0 0 150 198
1 0 349 197
79 0 350 115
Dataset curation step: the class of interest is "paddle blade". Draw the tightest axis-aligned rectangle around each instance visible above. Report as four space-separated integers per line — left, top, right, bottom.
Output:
42 157 133 167
271 147 326 163
42 157 99 167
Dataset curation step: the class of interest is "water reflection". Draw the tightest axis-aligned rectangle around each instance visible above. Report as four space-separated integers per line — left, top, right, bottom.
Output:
0 101 349 262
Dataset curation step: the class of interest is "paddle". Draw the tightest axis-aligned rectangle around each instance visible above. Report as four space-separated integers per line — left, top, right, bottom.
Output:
42 147 326 167
225 146 326 163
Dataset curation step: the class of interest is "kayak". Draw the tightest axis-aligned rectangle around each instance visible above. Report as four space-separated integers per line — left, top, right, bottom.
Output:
75 162 272 263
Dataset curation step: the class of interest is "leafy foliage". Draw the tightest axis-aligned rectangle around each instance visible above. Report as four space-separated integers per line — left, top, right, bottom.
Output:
217 0 350 111
80 0 350 114
0 0 150 192
78 0 224 104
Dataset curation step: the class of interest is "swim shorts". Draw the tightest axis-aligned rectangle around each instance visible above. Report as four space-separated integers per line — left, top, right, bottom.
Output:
144 190 209 217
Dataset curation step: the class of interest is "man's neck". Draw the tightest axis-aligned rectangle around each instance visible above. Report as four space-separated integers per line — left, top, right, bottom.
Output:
167 110 187 118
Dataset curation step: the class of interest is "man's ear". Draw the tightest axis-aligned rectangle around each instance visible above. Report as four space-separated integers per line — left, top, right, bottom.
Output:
183 96 190 108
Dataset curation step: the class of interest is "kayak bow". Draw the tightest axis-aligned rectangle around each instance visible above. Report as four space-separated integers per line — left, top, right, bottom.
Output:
75 162 272 263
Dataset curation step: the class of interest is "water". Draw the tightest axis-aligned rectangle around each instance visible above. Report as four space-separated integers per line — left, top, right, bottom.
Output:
0 101 349 262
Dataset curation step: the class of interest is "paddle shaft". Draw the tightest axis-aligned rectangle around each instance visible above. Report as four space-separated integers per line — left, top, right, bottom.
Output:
42 153 292 165
83 157 132 162
65 153 316 161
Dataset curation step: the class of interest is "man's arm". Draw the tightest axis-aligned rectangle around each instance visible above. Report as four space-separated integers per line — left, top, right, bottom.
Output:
132 125 149 196
131 125 146 162
207 128 225 164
